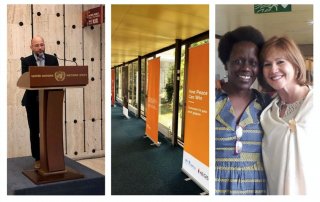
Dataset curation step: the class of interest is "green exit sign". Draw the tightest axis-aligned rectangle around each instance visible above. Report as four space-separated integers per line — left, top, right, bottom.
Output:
254 4 292 14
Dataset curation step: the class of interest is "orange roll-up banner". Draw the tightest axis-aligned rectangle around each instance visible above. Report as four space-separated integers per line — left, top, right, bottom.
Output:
145 57 160 145
182 43 209 192
111 69 115 106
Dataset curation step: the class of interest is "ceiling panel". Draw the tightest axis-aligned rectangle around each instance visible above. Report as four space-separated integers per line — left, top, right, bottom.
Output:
127 5 209 30
158 4 209 19
111 4 209 67
112 4 312 68
111 5 131 36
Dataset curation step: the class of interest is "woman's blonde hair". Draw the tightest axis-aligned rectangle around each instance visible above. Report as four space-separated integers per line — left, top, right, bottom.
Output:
258 36 307 92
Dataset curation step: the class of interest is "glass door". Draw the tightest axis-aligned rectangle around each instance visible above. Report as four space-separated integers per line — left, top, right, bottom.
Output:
141 59 146 116
156 49 175 130
177 45 185 140
128 63 133 105
133 61 138 108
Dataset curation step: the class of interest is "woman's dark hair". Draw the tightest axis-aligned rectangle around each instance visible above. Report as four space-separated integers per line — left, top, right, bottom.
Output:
218 26 265 65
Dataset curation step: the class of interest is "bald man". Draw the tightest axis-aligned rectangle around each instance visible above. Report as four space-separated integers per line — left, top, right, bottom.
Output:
21 36 59 169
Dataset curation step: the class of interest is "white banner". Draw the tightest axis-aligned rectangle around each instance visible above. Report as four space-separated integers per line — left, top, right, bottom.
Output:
123 106 128 118
182 151 209 192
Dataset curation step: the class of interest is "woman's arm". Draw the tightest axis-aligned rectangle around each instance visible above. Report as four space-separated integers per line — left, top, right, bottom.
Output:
215 79 225 90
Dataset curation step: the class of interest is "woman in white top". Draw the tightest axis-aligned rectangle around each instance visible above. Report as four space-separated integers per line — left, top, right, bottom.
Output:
258 36 314 195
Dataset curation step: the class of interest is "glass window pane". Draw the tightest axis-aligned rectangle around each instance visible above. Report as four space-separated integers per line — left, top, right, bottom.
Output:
133 61 138 108
146 57 154 93
141 59 146 115
118 67 122 98
115 67 118 99
177 45 185 140
156 48 175 128
145 57 154 116
190 39 209 48
128 63 132 105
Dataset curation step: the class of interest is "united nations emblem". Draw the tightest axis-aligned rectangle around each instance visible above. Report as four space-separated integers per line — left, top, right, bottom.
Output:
55 71 66 81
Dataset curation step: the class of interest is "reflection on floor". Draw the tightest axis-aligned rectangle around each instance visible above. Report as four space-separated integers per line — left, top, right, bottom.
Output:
77 157 105 175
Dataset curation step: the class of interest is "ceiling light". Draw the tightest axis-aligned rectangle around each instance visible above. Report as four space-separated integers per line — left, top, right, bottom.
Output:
307 21 313 25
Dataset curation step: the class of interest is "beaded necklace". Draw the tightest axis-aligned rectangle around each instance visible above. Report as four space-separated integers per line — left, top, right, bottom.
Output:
278 97 305 117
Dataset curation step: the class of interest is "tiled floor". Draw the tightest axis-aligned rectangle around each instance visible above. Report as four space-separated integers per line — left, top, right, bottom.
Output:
77 157 105 175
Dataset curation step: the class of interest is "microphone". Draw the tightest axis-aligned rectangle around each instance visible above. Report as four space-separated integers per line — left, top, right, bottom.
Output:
54 53 78 66
18 57 24 72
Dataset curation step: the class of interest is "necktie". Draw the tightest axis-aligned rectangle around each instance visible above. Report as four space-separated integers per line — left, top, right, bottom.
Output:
38 57 44 66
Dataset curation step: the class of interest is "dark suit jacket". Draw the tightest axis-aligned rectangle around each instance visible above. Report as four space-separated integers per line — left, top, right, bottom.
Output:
21 53 59 107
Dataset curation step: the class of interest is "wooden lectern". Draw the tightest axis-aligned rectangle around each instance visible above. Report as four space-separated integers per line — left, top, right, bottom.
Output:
17 66 88 185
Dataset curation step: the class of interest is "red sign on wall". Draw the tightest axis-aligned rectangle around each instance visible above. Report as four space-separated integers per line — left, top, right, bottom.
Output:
82 6 104 27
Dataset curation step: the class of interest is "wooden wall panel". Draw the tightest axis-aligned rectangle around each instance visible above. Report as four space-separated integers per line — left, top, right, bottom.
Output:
7 60 30 158
7 5 32 158
64 5 84 159
84 4 101 10
102 22 105 150
7 105 30 157
33 5 64 58
7 4 31 25
102 22 105 105
83 3 103 154
85 120 103 156
7 21 31 105
65 122 85 160
85 79 101 120
65 4 82 66
65 4 84 122
84 25 101 120
83 26 101 77
7 59 25 109
7 5 32 58
7 25 31 60
102 111 105 151
66 88 84 122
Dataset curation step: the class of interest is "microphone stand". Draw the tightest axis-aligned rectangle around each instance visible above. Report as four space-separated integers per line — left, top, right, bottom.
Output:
54 53 78 66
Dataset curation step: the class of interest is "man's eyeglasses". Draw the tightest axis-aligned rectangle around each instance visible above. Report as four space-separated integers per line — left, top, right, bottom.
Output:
235 125 243 155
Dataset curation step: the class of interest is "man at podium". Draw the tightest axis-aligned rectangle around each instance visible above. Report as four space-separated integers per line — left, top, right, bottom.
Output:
21 36 59 169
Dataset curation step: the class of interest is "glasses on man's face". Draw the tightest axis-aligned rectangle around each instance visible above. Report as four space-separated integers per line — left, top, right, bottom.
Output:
235 125 243 155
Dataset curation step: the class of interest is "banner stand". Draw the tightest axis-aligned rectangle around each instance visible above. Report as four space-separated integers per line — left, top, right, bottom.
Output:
121 66 129 118
181 43 209 193
144 57 161 146
121 114 130 119
143 134 161 147
181 168 209 195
